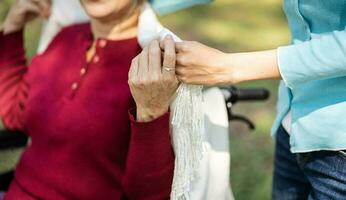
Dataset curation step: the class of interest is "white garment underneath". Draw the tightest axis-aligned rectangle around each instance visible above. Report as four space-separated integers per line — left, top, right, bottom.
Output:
282 111 292 134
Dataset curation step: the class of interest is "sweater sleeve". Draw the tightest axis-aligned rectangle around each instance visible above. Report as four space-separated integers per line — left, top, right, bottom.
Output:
278 30 346 89
122 108 174 200
0 30 29 131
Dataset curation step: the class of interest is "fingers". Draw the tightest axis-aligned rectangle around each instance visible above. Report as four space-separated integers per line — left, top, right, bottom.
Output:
22 0 51 18
175 41 190 53
175 42 184 52
175 65 184 76
36 0 51 18
177 75 205 85
162 36 176 69
160 35 177 78
135 37 178 90
22 0 41 15
148 40 161 77
176 52 186 66
138 46 149 80
129 56 139 81
175 66 198 85
175 41 196 66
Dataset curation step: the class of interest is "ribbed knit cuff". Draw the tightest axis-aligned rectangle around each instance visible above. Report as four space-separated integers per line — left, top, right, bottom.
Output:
128 108 171 142
0 30 25 66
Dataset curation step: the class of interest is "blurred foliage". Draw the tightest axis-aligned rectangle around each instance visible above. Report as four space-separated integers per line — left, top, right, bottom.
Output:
0 0 290 199
162 1 290 199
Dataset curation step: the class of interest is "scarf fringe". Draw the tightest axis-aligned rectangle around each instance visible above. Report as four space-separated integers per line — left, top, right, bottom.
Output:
170 84 204 200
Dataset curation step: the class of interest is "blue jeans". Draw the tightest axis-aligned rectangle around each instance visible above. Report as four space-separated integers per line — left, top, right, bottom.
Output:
272 126 346 200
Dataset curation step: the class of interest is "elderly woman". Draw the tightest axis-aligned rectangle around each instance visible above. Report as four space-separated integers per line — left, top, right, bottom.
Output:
0 0 179 199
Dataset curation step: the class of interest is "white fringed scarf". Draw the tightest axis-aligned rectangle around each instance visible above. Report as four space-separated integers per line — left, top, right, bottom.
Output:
138 4 205 199
38 3 205 199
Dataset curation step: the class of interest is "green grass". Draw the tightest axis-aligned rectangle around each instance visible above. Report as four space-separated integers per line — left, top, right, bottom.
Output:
0 0 290 199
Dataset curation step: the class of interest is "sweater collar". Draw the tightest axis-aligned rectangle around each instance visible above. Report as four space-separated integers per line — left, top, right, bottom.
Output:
79 3 179 48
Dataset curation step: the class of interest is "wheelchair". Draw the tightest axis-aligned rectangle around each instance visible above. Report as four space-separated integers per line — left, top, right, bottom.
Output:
0 86 269 193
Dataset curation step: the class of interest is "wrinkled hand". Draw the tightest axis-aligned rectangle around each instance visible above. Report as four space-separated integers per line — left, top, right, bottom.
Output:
4 0 51 34
175 41 234 86
129 36 179 122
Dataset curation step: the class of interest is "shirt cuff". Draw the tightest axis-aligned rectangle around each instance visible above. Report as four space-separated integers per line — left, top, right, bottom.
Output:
0 30 25 62
0 31 3 52
128 108 171 142
277 45 299 89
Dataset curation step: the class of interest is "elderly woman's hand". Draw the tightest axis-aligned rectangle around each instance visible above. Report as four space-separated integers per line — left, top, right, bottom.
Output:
174 41 235 86
4 0 51 34
129 36 178 122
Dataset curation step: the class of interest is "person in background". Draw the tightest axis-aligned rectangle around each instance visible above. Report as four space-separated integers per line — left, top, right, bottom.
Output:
0 0 178 199
172 1 346 199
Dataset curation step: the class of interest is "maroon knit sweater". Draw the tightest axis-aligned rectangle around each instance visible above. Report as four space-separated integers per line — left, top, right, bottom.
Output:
0 23 174 200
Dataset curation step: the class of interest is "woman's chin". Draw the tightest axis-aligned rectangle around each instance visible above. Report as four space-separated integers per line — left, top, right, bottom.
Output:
82 1 117 19
81 0 133 21
84 7 114 19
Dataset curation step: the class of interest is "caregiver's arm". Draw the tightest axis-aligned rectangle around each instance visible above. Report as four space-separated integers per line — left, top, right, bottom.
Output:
175 30 346 89
174 41 281 86
275 30 346 89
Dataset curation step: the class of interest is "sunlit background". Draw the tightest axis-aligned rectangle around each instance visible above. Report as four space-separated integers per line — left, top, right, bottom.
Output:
0 0 290 199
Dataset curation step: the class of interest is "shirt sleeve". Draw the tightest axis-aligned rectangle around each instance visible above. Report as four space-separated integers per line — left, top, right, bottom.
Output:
122 108 174 200
0 30 29 131
278 30 346 89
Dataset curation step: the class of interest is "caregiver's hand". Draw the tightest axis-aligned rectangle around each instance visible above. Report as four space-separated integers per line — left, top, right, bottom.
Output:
129 36 178 122
175 41 281 86
4 0 51 34
174 41 232 86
